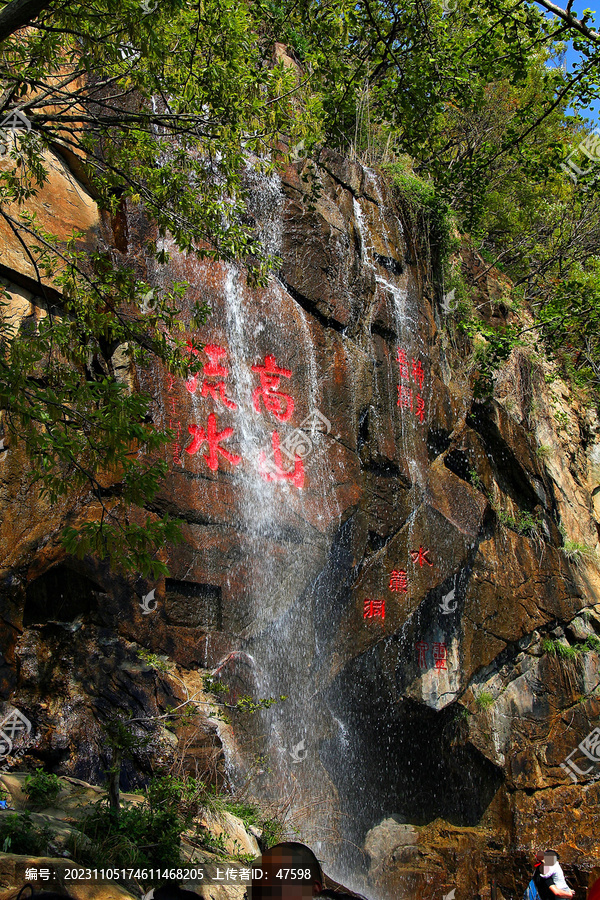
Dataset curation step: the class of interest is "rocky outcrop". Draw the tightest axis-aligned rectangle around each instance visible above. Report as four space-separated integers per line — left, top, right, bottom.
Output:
1 145 600 900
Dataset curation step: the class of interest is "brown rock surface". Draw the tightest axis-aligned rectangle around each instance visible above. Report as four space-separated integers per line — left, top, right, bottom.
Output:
0 148 599 900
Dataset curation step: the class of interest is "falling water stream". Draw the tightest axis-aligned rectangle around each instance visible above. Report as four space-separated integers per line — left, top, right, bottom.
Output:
210 163 437 895
138 159 449 897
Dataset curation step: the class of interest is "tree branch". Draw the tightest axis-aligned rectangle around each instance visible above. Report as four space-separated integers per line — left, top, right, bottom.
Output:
0 0 54 44
534 0 600 43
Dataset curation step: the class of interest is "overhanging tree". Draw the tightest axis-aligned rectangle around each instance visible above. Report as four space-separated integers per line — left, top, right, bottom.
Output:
0 0 316 576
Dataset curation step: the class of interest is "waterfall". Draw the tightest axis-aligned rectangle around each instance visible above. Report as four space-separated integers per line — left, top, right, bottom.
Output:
166 166 346 855
137 157 445 897
221 260 345 844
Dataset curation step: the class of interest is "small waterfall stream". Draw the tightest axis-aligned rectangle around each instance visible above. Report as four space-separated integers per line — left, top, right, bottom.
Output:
308 172 438 892
180 167 348 850
221 267 345 844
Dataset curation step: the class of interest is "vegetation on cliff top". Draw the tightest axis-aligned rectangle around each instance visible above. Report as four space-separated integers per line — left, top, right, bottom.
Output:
0 0 599 571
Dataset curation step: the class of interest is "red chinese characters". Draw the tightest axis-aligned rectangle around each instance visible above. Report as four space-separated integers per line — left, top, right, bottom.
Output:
414 394 425 423
410 545 433 568
259 430 304 488
171 342 306 487
186 344 237 410
186 413 241 471
397 348 409 380
389 569 408 592
416 641 448 670
252 355 294 422
411 358 424 392
171 421 183 465
398 383 412 409
397 346 426 424
252 354 304 487
432 642 447 670
183 342 239 471
416 640 429 668
364 599 385 620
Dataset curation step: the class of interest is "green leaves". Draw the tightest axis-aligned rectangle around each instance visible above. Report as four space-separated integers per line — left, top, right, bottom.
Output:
0 0 319 576
0 230 194 575
460 317 522 398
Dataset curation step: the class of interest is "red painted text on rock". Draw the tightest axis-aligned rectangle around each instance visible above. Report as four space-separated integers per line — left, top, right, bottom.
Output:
186 412 242 472
364 599 385 620
252 355 294 422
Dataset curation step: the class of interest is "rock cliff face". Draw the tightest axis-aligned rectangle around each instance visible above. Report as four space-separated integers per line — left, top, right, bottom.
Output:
1 148 600 900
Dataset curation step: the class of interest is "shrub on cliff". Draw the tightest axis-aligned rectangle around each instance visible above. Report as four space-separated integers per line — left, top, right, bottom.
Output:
0 811 52 855
24 769 62 809
73 785 184 869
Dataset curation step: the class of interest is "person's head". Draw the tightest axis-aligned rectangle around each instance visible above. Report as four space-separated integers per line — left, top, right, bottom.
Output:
542 850 560 875
248 841 323 900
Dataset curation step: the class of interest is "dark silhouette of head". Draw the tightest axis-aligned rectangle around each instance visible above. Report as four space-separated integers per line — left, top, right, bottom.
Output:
248 841 323 900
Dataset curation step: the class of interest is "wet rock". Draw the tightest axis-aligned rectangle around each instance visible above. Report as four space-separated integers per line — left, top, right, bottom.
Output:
364 817 419 870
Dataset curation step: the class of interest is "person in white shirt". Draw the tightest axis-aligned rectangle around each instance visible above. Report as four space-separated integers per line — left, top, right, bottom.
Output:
534 851 575 900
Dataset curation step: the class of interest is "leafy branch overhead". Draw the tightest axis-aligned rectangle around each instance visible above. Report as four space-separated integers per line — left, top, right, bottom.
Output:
0 0 314 574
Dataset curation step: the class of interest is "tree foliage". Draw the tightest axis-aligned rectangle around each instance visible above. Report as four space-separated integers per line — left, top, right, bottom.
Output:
0 0 310 575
